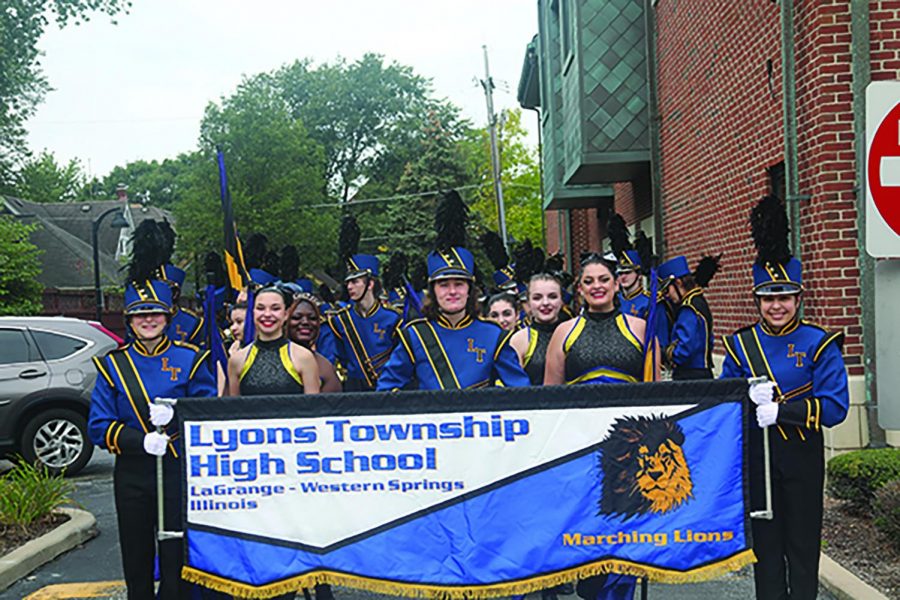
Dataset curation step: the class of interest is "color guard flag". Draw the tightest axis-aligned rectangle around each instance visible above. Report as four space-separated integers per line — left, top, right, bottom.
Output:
217 148 248 291
177 380 755 599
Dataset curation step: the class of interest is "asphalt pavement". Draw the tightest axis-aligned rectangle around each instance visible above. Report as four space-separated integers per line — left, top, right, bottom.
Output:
1 450 837 600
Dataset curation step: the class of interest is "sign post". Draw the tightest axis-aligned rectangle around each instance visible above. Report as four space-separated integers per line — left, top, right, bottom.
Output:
867 81 900 430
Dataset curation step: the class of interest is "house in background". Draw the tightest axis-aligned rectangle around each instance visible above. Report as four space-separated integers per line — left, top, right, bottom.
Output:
1 186 174 332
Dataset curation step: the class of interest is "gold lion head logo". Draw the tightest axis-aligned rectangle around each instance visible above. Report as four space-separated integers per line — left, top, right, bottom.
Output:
598 416 693 519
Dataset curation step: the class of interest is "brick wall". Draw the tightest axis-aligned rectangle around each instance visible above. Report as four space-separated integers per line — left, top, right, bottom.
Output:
655 0 784 347
652 0 900 377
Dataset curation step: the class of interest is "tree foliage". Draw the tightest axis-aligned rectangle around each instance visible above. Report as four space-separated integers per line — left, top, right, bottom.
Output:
466 109 543 245
274 54 436 202
84 154 198 205
0 0 130 189
10 150 85 202
172 75 334 271
0 215 43 315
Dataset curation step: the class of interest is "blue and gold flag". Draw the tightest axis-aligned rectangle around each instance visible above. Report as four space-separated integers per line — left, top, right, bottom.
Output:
177 380 754 598
217 148 248 292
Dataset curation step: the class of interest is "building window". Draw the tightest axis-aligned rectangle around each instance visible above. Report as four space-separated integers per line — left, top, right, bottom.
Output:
768 162 785 202
559 0 575 74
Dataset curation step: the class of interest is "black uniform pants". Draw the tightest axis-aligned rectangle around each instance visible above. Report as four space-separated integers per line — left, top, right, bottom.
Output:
749 428 824 600
114 453 191 600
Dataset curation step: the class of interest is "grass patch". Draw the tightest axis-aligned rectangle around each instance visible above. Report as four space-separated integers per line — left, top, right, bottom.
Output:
0 456 74 536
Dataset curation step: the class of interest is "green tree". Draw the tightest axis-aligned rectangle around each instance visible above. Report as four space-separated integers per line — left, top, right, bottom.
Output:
0 0 130 190
84 154 198 205
275 54 436 202
11 150 85 202
0 216 43 315
173 75 334 271
466 109 543 245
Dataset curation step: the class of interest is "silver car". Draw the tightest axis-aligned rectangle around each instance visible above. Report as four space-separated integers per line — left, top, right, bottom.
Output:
0 316 121 475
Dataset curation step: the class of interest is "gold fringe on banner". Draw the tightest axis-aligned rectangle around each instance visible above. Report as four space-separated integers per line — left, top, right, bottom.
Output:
182 549 756 600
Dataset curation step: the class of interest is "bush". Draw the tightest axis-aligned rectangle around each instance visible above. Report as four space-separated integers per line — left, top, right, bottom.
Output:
874 479 900 552
827 448 900 512
0 457 74 533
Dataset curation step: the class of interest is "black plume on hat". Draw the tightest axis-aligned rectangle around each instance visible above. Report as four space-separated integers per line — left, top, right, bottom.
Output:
410 258 429 291
244 234 268 270
480 231 509 270
263 251 280 276
338 215 361 265
158 218 176 264
204 251 226 288
545 252 565 274
435 189 469 251
751 195 792 267
279 245 300 282
318 283 336 305
127 219 167 283
694 255 722 288
383 251 409 291
513 240 543 283
634 231 656 275
607 213 632 257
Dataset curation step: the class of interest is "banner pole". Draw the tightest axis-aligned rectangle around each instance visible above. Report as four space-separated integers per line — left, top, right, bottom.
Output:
155 398 184 541
748 377 775 521
640 577 648 599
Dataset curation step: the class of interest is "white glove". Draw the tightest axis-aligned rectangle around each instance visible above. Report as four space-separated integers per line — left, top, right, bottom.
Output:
749 381 776 406
149 400 175 427
143 431 170 456
756 403 779 428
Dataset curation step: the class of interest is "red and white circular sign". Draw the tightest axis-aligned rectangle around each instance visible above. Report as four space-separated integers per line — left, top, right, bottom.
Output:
866 82 900 258
869 102 900 235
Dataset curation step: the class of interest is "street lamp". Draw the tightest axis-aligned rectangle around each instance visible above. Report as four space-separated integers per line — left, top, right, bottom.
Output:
92 207 129 322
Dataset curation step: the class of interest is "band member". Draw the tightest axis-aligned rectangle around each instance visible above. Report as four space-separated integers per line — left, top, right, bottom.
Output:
544 253 654 600
544 253 653 386
289 294 342 393
88 279 216 599
377 190 529 391
605 213 650 320
509 273 570 385
327 216 401 391
227 285 320 396
160 263 204 346
486 292 519 332
226 302 247 355
657 254 720 379
721 195 848 600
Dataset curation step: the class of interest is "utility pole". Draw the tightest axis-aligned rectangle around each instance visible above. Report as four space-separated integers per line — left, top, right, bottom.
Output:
480 45 510 252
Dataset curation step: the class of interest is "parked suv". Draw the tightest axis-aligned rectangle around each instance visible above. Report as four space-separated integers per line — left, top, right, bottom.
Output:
0 316 121 475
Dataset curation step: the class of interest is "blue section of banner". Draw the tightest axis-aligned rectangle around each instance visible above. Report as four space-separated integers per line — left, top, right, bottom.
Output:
187 402 745 587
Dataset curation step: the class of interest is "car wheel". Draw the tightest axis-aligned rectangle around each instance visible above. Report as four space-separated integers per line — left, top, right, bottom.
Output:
20 409 93 476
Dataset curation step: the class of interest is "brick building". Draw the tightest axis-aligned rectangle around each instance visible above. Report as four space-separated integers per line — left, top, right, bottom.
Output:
518 0 900 451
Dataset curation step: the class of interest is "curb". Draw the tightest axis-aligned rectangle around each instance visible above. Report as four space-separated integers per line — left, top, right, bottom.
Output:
819 552 889 600
0 507 98 593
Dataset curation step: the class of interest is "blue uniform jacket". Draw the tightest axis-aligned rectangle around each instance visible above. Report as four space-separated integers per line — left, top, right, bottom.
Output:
316 325 339 365
377 314 530 391
88 338 215 458
327 303 401 386
720 320 848 434
167 307 205 347
666 288 713 371
619 288 650 320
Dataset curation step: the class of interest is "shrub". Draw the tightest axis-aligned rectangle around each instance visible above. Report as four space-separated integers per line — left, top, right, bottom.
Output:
0 457 74 533
873 479 900 552
827 448 900 512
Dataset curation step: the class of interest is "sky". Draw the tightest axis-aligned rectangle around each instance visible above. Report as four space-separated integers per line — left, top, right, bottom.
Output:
26 0 539 180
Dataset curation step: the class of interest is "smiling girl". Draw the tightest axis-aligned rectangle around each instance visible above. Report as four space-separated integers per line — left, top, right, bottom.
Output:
227 285 320 396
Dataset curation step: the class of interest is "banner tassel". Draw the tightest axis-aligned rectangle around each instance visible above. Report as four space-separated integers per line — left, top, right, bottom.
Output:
182 549 756 600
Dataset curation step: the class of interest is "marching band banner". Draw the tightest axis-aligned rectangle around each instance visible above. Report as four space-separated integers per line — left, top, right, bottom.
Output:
178 380 755 598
